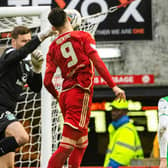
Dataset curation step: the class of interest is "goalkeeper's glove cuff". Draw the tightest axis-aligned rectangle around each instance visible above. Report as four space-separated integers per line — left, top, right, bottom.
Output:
37 32 47 42
38 28 57 42
32 66 42 74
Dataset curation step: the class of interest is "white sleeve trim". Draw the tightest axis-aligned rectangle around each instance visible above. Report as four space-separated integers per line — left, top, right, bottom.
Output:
5 48 15 54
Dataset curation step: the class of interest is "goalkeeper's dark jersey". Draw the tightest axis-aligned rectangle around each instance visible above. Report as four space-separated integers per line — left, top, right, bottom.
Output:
0 36 42 111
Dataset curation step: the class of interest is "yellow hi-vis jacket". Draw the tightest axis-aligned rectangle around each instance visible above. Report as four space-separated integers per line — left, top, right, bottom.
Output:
104 122 144 167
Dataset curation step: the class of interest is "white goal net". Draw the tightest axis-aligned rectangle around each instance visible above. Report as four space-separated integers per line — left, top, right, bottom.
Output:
0 6 63 168
14 89 63 168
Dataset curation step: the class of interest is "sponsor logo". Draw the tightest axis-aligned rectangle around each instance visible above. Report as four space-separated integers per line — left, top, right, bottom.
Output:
6 111 16 120
0 111 16 121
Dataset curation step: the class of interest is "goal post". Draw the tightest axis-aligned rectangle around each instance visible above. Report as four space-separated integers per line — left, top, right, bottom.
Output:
0 6 53 168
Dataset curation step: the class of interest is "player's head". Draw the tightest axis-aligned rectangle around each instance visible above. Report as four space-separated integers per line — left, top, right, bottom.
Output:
11 26 31 49
48 7 70 29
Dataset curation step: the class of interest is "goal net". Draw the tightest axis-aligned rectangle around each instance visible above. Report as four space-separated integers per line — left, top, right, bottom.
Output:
14 89 63 168
0 6 63 168
77 0 135 36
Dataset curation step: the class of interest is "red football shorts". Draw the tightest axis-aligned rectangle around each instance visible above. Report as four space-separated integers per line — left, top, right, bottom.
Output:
59 87 93 131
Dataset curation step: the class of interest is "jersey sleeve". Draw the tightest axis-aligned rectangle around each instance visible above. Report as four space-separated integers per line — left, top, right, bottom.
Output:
0 36 41 68
44 45 59 99
83 32 116 88
158 98 168 158
27 71 42 92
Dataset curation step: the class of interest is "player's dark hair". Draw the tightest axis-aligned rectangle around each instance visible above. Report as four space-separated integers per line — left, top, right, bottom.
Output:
48 7 66 28
11 26 31 39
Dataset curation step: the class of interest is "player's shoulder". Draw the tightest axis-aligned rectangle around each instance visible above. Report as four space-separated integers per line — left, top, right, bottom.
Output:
49 38 57 49
158 96 168 104
71 30 92 38
162 96 168 102
0 47 15 60
4 47 15 54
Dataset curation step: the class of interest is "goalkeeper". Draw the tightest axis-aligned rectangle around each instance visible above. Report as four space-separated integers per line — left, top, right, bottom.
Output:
158 96 168 168
44 7 126 168
0 25 55 168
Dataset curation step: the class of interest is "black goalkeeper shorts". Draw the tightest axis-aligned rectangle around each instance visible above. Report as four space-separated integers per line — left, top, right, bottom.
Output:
0 105 18 140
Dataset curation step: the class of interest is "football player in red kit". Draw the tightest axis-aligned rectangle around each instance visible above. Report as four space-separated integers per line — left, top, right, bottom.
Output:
44 7 126 168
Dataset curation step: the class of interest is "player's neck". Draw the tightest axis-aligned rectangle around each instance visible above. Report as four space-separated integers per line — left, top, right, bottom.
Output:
58 23 73 35
59 28 72 35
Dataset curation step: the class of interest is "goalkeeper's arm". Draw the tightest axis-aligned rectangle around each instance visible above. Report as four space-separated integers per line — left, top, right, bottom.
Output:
0 28 56 67
27 71 42 93
37 27 57 42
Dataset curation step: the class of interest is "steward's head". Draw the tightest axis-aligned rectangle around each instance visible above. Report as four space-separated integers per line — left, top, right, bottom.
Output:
111 100 128 121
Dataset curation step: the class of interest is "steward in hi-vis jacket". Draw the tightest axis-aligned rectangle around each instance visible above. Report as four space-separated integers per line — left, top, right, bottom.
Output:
104 100 144 168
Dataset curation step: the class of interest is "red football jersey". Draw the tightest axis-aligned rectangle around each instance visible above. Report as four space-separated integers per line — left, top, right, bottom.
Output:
44 31 116 99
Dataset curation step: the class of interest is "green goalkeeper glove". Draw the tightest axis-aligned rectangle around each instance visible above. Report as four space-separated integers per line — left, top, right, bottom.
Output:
31 50 44 73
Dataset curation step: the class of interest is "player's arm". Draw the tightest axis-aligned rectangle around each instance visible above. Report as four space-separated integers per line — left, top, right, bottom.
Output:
0 37 41 69
158 98 168 168
27 71 42 93
0 28 55 67
44 47 59 100
84 33 125 100
84 40 116 88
